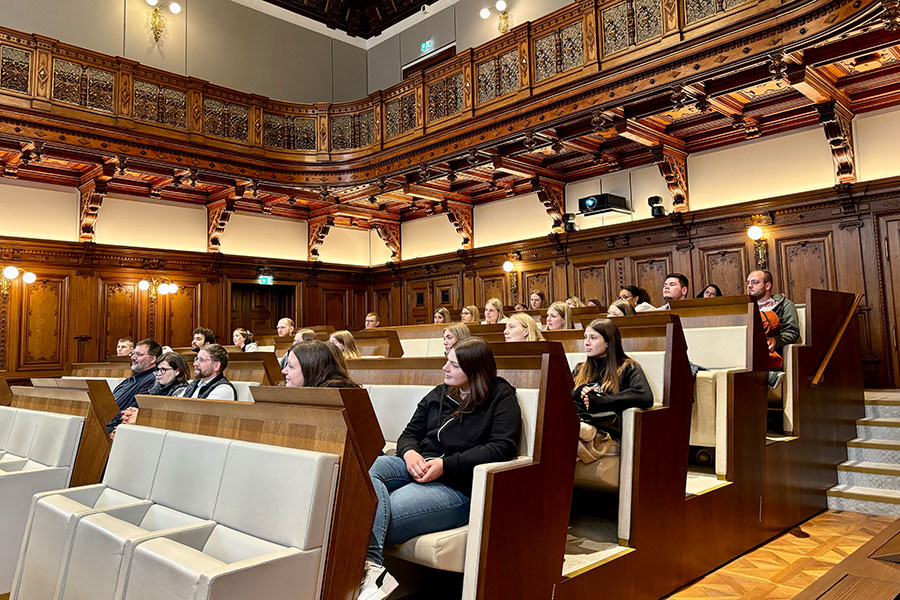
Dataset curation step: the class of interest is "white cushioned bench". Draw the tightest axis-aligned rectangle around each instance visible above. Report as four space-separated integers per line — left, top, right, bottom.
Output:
362 383 539 578
398 339 446 358
11 425 339 600
0 408 84 595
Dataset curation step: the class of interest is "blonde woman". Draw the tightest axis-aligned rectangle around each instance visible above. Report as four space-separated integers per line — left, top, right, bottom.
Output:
483 298 507 324
329 330 362 359
545 301 572 330
565 296 585 309
442 323 471 354
606 299 635 317
460 305 480 324
504 313 544 342
433 307 452 324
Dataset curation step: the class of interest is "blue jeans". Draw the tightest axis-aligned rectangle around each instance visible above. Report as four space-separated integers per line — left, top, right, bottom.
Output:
367 455 471 565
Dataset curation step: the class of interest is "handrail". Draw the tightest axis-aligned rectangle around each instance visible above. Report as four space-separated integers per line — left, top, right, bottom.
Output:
810 293 862 387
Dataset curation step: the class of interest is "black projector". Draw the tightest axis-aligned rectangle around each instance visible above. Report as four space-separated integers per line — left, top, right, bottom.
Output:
577 193 630 216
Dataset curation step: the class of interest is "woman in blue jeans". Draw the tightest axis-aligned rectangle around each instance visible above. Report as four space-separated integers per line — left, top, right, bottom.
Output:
359 337 522 600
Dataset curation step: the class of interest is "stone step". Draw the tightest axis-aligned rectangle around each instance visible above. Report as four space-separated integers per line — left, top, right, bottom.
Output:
837 461 900 490
865 393 900 418
846 439 900 464
856 418 900 440
866 390 900 402
827 485 900 516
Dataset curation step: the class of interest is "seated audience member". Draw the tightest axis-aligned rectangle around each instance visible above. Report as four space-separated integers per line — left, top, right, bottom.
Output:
513 302 527 312
443 323 471 354
295 328 318 343
572 319 653 459
191 327 215 352
586 298 603 308
618 286 655 312
330 330 362 359
282 340 361 388
107 338 162 432
606 299 635 317
232 328 259 352
697 284 723 299
460 305 480 324
361 338 521 599
116 337 135 357
566 296 585 308
504 313 544 342
483 298 507 324
434 307 452 324
656 273 690 310
545 301 573 330
184 344 237 400
276 318 295 339
120 351 191 427
747 269 800 387
365 312 381 329
530 289 547 310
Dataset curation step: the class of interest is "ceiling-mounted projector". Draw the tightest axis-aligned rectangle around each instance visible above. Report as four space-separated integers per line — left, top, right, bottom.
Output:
577 193 630 216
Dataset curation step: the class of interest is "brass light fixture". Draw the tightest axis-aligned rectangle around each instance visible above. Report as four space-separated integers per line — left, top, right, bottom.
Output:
480 1 510 35
146 0 182 42
747 225 768 269
0 266 36 296
138 277 179 300
502 251 521 303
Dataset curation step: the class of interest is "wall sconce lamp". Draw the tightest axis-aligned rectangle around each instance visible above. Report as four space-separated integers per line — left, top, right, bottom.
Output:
0 266 36 296
138 277 179 300
502 251 520 302
747 225 768 269
480 1 510 35
146 0 182 42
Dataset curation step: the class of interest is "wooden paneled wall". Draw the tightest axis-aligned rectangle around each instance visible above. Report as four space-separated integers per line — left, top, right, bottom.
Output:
1 177 899 386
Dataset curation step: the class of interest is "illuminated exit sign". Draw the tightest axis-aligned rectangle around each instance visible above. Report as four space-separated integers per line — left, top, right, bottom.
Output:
421 39 434 53
258 275 274 285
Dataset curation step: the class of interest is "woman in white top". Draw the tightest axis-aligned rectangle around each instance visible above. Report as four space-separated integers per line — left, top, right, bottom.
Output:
460 305 480 324
482 298 508 324
232 328 259 352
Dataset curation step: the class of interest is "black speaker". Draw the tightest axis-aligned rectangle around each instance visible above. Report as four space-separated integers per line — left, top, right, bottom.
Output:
577 193 630 216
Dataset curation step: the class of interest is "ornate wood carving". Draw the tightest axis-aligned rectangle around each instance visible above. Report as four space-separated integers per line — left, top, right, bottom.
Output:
816 100 857 184
207 198 235 253
883 0 900 30
0 286 8 371
78 177 108 243
776 234 836 302
308 215 334 261
651 145 689 212
19 275 67 368
102 281 138 359
700 246 749 296
576 264 610 306
532 178 566 233
372 221 401 263
445 203 474 249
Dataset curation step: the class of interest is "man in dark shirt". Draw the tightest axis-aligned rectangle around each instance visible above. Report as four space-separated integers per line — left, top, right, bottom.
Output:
107 338 162 432
191 327 215 352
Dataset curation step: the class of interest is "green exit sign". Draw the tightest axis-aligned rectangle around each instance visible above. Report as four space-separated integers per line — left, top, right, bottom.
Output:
421 39 433 53
258 275 274 285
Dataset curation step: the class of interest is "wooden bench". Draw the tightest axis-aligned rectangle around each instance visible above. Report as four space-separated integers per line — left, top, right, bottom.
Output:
352 329 404 357
381 324 505 357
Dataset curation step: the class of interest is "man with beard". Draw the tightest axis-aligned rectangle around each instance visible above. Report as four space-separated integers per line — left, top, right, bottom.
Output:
107 338 161 432
747 270 800 388
184 343 237 400
190 327 215 352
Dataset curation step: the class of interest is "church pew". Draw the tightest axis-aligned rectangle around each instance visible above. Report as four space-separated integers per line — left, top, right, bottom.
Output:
63 362 132 379
345 348 578 600
131 387 382 600
352 329 404 357
160 351 284 385
381 323 505 357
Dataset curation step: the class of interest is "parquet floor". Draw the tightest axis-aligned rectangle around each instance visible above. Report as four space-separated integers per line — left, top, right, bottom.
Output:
665 510 897 599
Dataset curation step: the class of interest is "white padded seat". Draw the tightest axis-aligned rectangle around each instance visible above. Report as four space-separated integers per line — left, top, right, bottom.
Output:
231 381 259 403
0 406 18 452
683 327 748 370
363 385 434 444
795 304 806 344
0 409 41 464
399 339 431 357
61 376 127 394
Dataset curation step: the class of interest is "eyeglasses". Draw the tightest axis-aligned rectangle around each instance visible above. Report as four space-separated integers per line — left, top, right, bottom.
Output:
194 357 212 363
132 352 149 358
157 367 174 373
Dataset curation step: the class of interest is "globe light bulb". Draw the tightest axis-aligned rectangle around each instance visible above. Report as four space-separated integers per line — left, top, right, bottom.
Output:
480 8 491 19
2 266 19 280
502 260 514 273
158 283 170 295
22 272 36 284
146 0 158 6
168 282 178 294
747 225 763 241
169 2 181 14
495 0 507 11
138 280 150 291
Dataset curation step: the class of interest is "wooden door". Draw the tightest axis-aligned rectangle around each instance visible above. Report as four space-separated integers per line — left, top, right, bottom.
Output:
883 216 900 386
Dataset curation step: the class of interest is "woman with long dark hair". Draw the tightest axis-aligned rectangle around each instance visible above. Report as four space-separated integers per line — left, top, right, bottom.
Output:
618 286 655 312
282 340 360 388
361 338 521 598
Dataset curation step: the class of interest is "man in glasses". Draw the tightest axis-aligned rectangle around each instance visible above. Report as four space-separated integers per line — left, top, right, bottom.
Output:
108 338 162 432
183 343 237 401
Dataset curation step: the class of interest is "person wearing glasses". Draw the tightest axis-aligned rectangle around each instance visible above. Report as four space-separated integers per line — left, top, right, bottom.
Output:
107 338 162 433
183 343 237 400
617 285 655 312
118 351 192 428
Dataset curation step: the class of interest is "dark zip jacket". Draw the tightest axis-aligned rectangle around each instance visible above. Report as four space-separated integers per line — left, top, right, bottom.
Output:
396 377 521 496
572 357 653 439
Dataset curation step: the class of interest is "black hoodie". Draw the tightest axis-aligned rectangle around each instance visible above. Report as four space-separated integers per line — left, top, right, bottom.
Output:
396 377 522 496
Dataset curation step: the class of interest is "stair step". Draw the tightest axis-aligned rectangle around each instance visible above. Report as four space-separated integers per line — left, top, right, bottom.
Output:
838 461 900 475
846 439 900 464
856 418 900 440
837 461 900 489
865 392 900 418
827 485 900 516
866 390 900 403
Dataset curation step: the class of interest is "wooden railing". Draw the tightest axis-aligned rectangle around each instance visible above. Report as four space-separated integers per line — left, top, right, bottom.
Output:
810 292 862 387
0 0 783 162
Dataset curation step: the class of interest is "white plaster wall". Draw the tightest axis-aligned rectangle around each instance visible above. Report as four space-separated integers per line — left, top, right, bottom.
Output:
688 127 834 210
317 226 371 266
855 105 900 182
564 166 667 231
0 179 79 242
94 196 207 252
473 193 555 247
219 213 308 261
370 230 395 265
402 214 462 259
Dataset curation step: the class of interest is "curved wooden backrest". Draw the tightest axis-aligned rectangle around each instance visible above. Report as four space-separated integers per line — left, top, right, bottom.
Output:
380 323 506 339
351 329 404 357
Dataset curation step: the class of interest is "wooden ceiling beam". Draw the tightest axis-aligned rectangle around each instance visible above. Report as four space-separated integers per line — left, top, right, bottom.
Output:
787 64 852 106
615 119 685 150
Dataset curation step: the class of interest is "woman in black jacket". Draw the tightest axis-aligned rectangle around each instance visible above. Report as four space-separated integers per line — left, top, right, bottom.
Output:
573 318 654 443
361 337 521 598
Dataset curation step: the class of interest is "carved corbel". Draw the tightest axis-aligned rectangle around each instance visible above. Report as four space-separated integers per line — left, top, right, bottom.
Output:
308 215 334 261
731 115 761 139
883 0 900 30
207 198 235 253
531 178 566 233
78 177 109 243
372 221 401 263
445 204 474 249
815 100 857 184
650 145 689 212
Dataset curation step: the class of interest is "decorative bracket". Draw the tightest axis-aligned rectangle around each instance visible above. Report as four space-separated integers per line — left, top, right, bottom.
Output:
372 221 401 263
207 198 235 253
308 215 334 261
815 100 857 184
651 145 689 212
443 203 474 249
731 114 761 139
78 177 108 243
531 178 566 233
883 0 900 30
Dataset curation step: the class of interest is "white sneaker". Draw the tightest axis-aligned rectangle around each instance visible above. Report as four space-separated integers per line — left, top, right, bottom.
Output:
358 561 398 600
